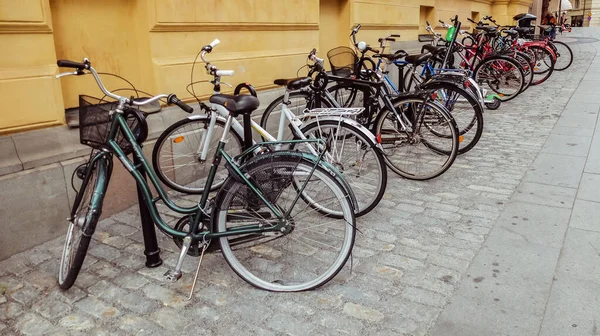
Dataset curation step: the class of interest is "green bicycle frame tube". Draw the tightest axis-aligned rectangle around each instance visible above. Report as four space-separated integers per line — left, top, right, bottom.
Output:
108 112 287 241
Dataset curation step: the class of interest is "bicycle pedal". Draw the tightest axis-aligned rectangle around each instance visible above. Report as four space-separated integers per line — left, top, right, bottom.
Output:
163 270 182 283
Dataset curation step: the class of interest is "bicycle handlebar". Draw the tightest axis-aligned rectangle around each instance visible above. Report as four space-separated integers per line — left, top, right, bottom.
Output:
56 58 193 113
200 39 235 77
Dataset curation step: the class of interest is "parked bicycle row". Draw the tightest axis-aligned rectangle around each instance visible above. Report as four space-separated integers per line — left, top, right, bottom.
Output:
54 12 573 298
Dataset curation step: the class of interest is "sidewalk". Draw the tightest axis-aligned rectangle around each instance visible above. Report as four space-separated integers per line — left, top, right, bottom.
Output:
0 31 599 335
432 29 600 336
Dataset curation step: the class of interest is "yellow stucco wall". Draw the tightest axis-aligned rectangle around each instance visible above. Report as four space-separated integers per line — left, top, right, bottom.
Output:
1 0 532 135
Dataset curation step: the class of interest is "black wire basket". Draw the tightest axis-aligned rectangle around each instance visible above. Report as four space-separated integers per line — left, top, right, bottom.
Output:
78 95 142 155
327 46 358 77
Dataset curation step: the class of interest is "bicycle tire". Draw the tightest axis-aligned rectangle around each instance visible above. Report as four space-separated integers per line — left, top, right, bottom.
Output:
214 152 356 291
473 55 525 102
152 115 244 194
58 155 109 290
549 40 573 71
528 45 555 86
515 51 534 93
421 81 484 155
259 91 332 141
373 95 459 180
299 119 387 217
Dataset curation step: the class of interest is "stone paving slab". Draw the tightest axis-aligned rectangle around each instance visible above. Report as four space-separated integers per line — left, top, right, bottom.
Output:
0 32 599 336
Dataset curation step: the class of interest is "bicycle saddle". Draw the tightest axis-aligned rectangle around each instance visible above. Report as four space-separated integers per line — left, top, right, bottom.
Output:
502 29 519 36
476 25 497 33
404 52 432 65
209 94 260 117
421 45 444 55
372 50 408 61
273 77 312 90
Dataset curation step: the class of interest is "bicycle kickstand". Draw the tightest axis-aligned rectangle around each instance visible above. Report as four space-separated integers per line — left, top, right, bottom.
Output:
187 240 209 301
164 235 192 282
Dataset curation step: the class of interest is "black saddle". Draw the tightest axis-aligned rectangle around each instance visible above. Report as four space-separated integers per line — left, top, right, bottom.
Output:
421 45 444 55
209 94 260 117
273 77 312 90
476 25 498 34
503 29 519 36
373 50 408 61
404 52 432 65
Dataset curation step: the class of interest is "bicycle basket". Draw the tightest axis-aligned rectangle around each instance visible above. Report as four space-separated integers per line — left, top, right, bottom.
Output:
327 46 358 77
78 95 145 155
418 34 436 42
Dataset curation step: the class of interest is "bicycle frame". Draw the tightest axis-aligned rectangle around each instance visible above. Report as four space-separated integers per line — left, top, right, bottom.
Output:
106 109 323 241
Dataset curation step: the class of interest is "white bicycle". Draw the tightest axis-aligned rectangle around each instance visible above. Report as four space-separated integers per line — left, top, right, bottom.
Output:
152 39 387 217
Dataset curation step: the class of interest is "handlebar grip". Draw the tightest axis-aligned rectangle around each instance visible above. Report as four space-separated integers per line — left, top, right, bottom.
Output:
168 94 193 113
216 70 234 77
209 39 220 48
439 20 444 24
426 21 430 26
391 34 401 37
385 37 396 42
57 60 87 70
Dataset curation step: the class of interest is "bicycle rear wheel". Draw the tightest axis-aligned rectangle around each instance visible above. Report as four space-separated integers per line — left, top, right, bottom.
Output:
299 119 387 217
58 155 110 290
152 115 244 194
214 152 356 291
474 55 524 102
374 96 459 180
259 91 330 141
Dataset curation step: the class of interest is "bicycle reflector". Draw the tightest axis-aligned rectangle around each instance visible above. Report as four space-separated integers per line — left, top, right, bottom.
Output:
173 136 185 143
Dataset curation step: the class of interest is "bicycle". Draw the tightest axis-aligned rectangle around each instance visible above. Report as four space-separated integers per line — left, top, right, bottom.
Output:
364 30 485 155
56 57 357 297
152 40 386 217
261 47 461 181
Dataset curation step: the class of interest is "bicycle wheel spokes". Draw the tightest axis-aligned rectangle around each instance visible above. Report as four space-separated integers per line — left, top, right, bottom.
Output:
551 41 573 71
217 158 355 291
301 122 386 216
154 119 242 193
377 99 458 180
481 60 522 98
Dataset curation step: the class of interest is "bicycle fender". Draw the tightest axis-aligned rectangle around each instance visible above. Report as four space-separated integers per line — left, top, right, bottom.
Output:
301 116 382 151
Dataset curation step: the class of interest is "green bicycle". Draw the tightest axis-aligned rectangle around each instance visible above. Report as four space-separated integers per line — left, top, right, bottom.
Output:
56 58 357 296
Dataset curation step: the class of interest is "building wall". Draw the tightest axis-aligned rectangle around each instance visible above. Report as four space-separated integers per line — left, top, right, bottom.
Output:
0 0 533 260
1 0 534 135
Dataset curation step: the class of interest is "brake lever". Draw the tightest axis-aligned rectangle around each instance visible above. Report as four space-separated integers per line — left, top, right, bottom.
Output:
220 82 233 88
56 70 84 79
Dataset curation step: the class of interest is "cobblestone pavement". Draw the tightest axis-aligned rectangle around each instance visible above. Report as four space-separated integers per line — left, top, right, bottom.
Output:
0 34 597 335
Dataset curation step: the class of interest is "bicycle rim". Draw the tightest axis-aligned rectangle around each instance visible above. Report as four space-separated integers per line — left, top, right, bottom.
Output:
153 118 243 193
216 157 355 291
376 98 458 180
300 121 386 217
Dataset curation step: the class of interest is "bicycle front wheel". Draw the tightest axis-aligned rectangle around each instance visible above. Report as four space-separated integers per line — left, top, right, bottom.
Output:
214 153 356 291
423 81 484 155
152 115 244 194
549 40 573 71
58 155 109 290
374 96 459 180
528 45 556 86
